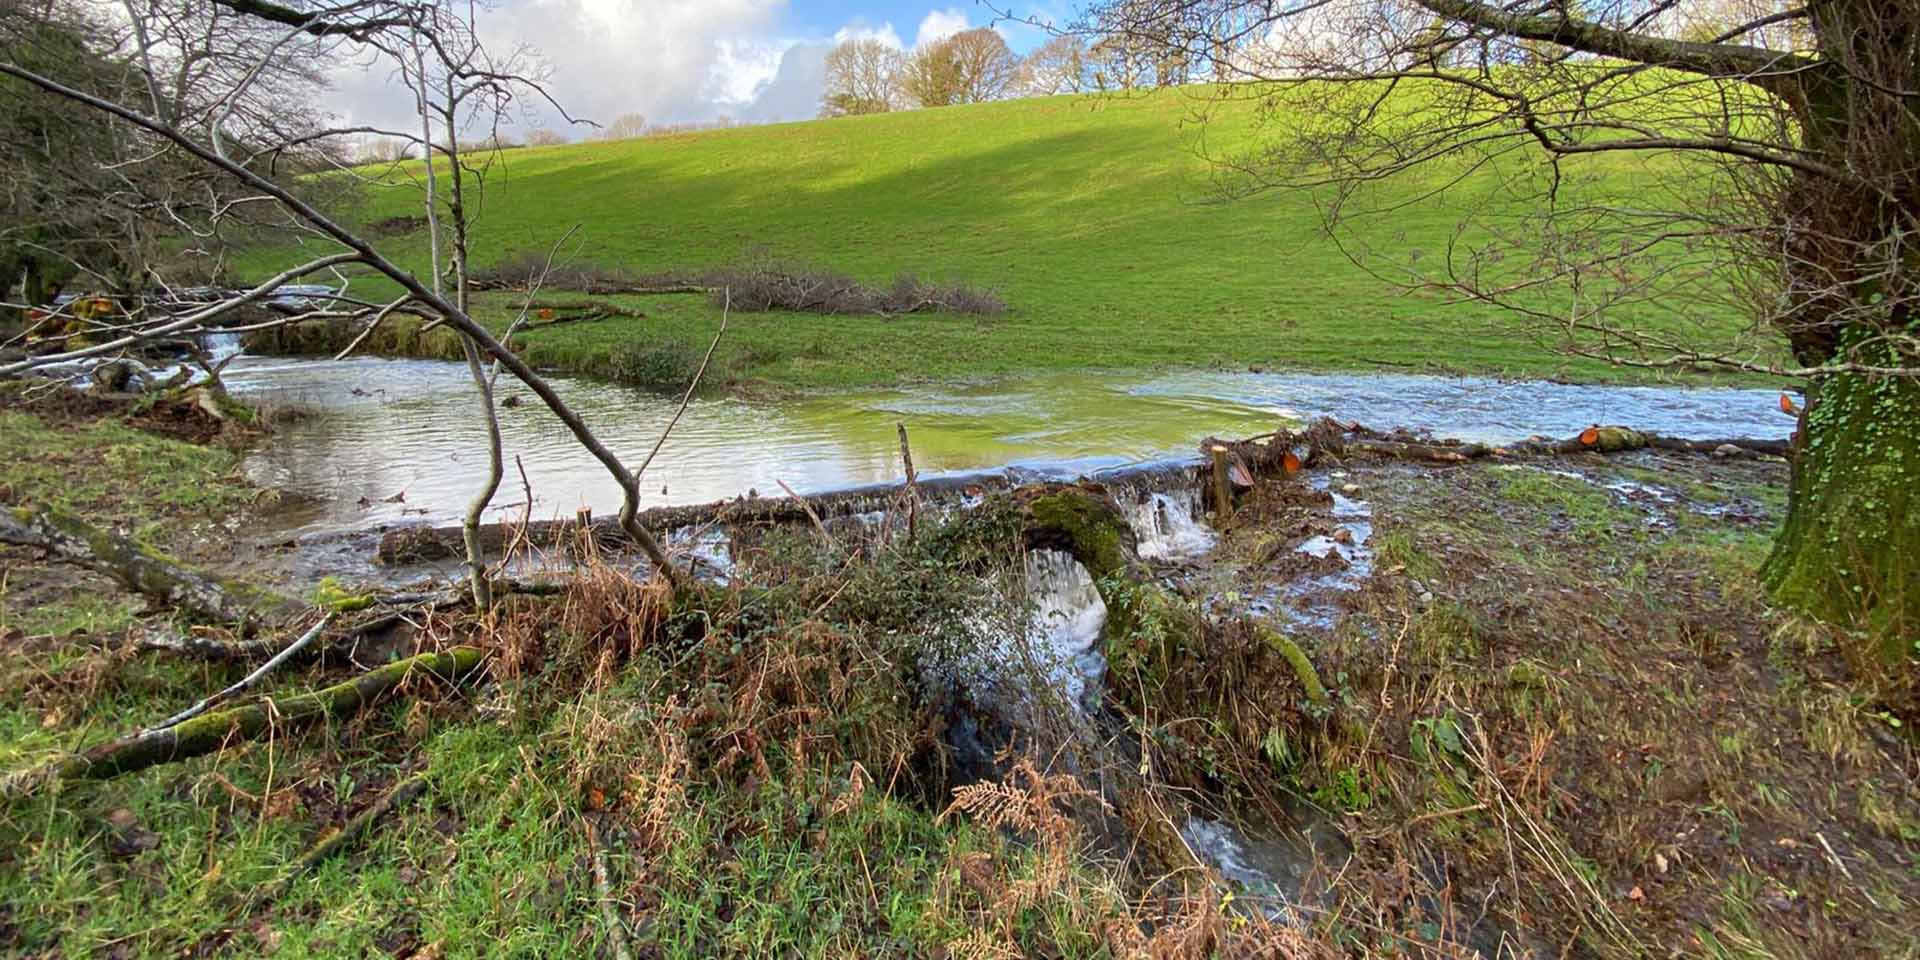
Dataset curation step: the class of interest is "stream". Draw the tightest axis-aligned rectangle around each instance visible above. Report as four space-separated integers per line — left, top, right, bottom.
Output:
222 356 1793 537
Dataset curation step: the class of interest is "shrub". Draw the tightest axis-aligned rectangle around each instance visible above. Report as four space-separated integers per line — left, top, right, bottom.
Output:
473 248 1007 317
710 258 1005 317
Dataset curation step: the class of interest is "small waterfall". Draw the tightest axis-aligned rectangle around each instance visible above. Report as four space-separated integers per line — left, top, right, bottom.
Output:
1125 487 1217 561
200 331 246 366
958 548 1109 713
666 525 733 581
1179 818 1306 925
1023 549 1109 707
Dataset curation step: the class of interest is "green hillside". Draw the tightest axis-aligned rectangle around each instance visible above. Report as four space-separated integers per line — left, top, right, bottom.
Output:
258 87 1750 389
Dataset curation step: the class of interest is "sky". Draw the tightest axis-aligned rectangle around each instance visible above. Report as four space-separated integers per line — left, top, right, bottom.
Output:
323 0 1070 139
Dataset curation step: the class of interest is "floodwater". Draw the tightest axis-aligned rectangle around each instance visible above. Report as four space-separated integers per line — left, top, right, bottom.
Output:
222 356 1793 535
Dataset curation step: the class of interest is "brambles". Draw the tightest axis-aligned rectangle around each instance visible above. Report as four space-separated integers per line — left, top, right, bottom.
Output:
715 260 1004 317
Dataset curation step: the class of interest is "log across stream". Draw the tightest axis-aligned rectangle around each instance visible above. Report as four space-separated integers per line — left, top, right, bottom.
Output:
362 421 1788 575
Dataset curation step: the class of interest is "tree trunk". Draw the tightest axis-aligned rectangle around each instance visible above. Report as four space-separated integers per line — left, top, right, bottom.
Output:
1762 363 1920 673
1760 1 1918 683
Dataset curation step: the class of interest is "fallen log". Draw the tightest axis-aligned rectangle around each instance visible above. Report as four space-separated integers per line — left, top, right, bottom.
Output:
374 421 1789 568
1 506 297 628
375 470 1020 565
0 646 484 799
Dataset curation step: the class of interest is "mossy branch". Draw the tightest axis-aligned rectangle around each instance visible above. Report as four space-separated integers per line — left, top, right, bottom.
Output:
0 505 295 627
1257 626 1330 708
1 647 485 799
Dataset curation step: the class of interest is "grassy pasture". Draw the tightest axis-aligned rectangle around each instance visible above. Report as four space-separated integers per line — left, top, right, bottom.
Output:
245 83 1762 389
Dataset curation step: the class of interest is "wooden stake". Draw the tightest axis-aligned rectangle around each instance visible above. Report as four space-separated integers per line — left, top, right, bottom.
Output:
1209 444 1234 528
897 423 919 542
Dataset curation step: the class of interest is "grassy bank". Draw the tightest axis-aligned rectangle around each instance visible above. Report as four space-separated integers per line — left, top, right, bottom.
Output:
238 86 1773 390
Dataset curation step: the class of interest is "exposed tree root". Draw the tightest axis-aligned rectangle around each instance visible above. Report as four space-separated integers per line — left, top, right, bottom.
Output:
0 646 484 799
0 506 296 628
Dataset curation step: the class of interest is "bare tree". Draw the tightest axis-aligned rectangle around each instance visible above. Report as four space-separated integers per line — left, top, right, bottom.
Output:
1019 35 1090 95
821 37 902 116
1 0 339 313
358 135 413 162
0 0 686 595
523 127 567 146
945 28 1022 103
1071 0 1920 666
1085 33 1151 90
602 111 648 139
898 39 964 107
900 28 1021 107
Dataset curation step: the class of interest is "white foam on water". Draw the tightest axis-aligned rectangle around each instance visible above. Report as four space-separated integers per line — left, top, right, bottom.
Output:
1126 488 1217 561
958 549 1109 712
1179 818 1302 925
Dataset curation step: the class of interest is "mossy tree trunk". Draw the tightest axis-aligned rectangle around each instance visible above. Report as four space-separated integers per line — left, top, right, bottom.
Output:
1757 0 1920 682
1763 366 1920 668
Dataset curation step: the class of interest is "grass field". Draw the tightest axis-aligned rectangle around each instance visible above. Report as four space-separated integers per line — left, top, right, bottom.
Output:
243 85 1760 390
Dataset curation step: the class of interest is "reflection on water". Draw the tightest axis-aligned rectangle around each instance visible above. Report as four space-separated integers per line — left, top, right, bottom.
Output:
223 357 1791 535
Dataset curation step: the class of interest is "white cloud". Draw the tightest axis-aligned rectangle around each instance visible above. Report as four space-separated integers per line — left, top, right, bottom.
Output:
325 0 787 133
833 19 904 49
710 38 788 105
913 7 971 48
731 42 831 123
321 1 1030 135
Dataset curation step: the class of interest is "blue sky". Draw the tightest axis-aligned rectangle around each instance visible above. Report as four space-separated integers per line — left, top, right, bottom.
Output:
325 0 1072 136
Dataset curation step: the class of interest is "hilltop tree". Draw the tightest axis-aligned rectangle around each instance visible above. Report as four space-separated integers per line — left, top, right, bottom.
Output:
359 135 413 162
523 128 568 146
899 40 963 106
821 37 902 116
602 112 648 139
901 28 1021 107
1086 34 1150 90
945 28 1022 102
1019 35 1090 94
1084 0 1920 678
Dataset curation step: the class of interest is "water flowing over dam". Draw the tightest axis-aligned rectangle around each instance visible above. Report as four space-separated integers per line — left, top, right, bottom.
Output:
223 355 1793 538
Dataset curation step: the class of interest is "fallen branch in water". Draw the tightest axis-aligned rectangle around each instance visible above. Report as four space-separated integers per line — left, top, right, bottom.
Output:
0 506 296 628
0 646 484 799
